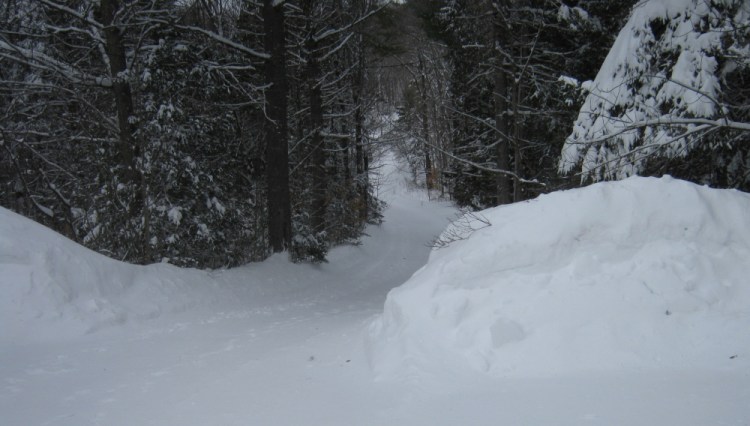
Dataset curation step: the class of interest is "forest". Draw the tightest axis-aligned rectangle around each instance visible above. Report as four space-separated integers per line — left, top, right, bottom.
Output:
2 1 750 424
2 0 749 268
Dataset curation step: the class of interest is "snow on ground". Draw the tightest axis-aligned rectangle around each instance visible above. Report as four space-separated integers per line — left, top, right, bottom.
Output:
367 176 750 423
368 176 750 379
2 158 749 425
0 153 453 425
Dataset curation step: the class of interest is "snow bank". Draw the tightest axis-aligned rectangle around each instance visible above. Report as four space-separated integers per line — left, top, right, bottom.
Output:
0 206 339 344
0 208 221 342
367 177 750 379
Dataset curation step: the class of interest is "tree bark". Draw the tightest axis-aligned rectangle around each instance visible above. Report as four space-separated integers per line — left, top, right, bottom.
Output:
95 0 136 178
95 0 149 260
263 0 292 253
353 33 368 220
512 80 522 202
303 0 327 236
492 1 512 205
419 54 433 191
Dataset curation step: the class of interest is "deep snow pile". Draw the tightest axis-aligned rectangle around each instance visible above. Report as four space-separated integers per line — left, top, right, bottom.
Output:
0 208 212 342
0 207 320 344
368 176 750 379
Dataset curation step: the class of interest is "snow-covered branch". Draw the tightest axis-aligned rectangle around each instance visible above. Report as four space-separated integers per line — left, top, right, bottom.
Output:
0 44 113 88
422 139 545 186
175 25 270 60
38 0 103 30
560 0 750 180
312 5 385 43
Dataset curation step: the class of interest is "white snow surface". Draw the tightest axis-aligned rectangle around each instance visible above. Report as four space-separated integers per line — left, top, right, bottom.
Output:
368 176 750 381
2 157 750 425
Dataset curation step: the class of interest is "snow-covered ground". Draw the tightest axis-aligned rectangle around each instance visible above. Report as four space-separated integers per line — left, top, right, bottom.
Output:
369 176 750 379
2 156 749 425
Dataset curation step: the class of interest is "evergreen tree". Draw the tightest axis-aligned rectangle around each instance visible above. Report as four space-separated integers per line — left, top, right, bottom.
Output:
1 0 386 266
560 0 750 190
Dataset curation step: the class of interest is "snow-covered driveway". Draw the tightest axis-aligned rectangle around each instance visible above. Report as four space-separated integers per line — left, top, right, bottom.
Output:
2 156 748 425
1 157 460 425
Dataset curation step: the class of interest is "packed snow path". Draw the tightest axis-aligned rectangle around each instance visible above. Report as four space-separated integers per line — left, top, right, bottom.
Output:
2 156 749 425
0 156 457 425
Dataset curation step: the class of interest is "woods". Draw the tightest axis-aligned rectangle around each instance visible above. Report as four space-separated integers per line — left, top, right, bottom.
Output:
1 0 749 267
1 0 383 266
385 0 749 207
386 0 636 207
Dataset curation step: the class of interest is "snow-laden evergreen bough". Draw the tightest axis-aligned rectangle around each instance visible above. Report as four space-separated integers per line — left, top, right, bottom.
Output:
559 0 750 182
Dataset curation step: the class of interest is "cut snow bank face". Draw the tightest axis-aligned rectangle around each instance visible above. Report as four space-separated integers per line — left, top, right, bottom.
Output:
367 177 750 379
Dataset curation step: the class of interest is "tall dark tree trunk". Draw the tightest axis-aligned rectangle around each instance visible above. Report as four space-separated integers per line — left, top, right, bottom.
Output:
492 1 512 205
95 0 136 177
303 0 327 236
352 0 370 222
95 0 149 261
263 0 291 253
512 80 522 202
419 54 433 191
353 34 368 220
494 65 512 204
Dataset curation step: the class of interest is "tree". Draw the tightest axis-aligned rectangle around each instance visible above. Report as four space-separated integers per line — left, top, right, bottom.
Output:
0 0 402 267
262 0 292 253
559 0 750 190
1 0 270 267
0 0 162 261
377 0 452 198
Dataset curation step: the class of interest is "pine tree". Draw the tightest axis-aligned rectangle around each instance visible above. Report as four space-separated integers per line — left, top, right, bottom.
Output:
560 0 750 190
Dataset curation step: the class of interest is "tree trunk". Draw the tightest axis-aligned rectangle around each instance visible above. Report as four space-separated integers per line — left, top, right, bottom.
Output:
494 65 512 205
493 2 512 205
95 0 148 260
303 1 327 236
353 31 368 221
419 55 433 192
512 80 522 202
95 0 137 177
263 0 292 253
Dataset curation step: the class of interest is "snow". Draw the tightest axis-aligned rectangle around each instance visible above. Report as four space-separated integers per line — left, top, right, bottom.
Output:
367 176 750 422
2 156 750 425
559 0 750 180
368 175 750 380
167 206 182 225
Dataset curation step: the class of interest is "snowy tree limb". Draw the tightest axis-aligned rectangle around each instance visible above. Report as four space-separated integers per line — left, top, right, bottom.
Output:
422 139 546 186
175 25 270 60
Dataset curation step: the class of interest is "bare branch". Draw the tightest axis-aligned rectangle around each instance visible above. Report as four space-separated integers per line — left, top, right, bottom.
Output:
175 25 269 60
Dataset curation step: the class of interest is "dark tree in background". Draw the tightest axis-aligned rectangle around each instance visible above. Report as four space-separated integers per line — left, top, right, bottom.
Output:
261 0 292 253
0 0 383 267
438 0 638 207
3 0 746 268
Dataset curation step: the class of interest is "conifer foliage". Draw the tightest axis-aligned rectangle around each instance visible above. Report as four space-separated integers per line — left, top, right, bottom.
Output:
0 0 383 267
3 0 749 268
388 0 635 208
560 0 750 190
